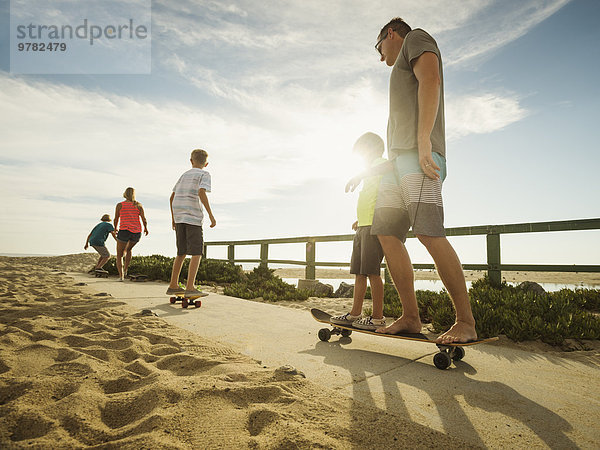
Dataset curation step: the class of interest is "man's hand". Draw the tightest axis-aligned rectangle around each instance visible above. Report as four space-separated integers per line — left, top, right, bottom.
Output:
84 243 88 250
418 138 440 180
172 220 176 230
345 176 362 193
209 214 216 228
352 221 358 231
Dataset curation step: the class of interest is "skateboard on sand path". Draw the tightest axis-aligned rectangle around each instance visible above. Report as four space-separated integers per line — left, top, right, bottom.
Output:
94 269 109 278
129 274 149 282
168 291 209 309
310 308 498 370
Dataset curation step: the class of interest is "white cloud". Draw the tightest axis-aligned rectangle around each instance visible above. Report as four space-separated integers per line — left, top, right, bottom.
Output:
445 93 528 141
442 0 571 67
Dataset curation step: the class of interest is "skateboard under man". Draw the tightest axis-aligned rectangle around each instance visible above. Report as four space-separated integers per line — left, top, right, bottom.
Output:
168 291 209 309
310 308 498 370
94 269 109 278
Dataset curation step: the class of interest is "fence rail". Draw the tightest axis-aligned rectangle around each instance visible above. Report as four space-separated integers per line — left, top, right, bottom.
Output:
204 218 600 286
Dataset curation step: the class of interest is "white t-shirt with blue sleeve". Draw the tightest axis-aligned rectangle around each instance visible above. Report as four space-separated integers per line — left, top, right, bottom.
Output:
172 168 212 226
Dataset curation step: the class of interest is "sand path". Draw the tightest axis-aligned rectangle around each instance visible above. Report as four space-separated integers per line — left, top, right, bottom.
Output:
0 259 479 449
65 271 600 449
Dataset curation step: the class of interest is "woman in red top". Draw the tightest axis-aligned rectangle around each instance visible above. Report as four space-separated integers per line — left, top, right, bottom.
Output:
114 187 149 281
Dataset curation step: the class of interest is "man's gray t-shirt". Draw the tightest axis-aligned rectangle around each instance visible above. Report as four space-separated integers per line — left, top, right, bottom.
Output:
387 28 446 157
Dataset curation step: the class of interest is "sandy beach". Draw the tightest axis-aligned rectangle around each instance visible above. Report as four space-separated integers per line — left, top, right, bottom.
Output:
0 255 481 449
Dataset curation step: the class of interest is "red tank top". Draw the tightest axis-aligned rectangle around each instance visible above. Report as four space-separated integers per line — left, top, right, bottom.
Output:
118 201 142 232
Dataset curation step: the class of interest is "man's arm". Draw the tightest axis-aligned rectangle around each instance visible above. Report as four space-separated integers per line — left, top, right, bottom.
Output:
413 51 441 180
345 160 394 192
84 232 92 250
198 188 216 228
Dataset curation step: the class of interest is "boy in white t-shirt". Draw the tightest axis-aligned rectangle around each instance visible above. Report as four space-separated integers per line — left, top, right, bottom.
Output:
166 149 216 296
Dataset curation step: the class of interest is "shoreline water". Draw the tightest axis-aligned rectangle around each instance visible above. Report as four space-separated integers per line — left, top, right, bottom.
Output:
273 267 600 288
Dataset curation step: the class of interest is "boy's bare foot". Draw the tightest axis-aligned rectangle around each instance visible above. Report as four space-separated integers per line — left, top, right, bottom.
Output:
436 321 477 344
376 316 422 334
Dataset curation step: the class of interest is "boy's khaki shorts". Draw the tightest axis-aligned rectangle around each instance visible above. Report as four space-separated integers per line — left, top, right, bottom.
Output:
92 245 110 258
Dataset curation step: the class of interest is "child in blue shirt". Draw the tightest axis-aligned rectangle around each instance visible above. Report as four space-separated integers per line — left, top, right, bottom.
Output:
85 214 117 272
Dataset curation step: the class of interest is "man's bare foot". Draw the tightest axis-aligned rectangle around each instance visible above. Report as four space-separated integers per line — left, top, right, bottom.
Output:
436 321 477 344
376 316 422 334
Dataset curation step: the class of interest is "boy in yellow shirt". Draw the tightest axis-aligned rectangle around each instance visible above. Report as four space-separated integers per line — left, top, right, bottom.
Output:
331 133 386 330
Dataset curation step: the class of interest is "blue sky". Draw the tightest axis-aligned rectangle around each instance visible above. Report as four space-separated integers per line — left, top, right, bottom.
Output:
0 0 598 268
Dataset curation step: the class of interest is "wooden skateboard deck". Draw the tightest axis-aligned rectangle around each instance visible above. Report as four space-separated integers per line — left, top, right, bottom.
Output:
94 269 108 278
168 291 208 309
310 308 498 370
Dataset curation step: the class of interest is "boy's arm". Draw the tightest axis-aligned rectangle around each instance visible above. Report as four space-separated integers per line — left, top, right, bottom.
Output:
345 160 394 192
170 192 176 230
84 232 92 250
198 188 216 228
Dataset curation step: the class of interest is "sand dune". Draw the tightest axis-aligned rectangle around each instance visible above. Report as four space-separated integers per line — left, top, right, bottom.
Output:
0 257 476 448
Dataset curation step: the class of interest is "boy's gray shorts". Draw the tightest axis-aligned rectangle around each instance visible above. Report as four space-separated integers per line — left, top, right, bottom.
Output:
175 223 204 256
350 226 384 275
92 245 110 258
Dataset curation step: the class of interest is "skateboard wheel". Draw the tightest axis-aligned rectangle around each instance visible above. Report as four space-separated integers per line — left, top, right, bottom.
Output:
433 351 452 370
194 300 201 308
182 298 189 308
170 297 177 304
451 346 465 361
318 328 331 342
341 329 352 337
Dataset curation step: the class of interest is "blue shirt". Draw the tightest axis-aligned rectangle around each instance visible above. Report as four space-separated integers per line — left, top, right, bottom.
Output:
89 222 114 246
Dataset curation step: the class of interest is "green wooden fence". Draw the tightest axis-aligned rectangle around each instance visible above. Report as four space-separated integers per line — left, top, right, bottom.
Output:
204 218 600 286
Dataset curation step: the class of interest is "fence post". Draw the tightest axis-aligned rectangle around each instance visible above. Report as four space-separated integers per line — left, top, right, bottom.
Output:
227 245 235 264
486 231 501 287
203 244 207 258
305 240 316 280
260 243 269 268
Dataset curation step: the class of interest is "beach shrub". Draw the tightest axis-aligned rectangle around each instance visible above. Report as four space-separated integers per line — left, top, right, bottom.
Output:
104 256 243 284
223 265 310 302
377 276 600 345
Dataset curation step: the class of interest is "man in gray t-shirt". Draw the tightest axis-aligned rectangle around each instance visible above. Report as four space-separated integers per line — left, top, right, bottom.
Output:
369 17 476 344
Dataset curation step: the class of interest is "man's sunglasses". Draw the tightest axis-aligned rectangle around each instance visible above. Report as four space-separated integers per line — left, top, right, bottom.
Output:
375 34 386 55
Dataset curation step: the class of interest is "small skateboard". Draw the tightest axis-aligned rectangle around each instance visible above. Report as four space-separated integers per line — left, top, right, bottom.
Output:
94 269 109 278
168 291 208 309
129 274 148 282
310 308 498 370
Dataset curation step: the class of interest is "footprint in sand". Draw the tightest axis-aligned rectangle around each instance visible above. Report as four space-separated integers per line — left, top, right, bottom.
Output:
155 354 221 376
5 410 53 442
246 407 281 437
100 386 181 429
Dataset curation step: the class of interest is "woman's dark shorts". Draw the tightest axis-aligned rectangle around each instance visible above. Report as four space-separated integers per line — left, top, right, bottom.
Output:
117 230 141 243
350 226 384 275
175 223 204 256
